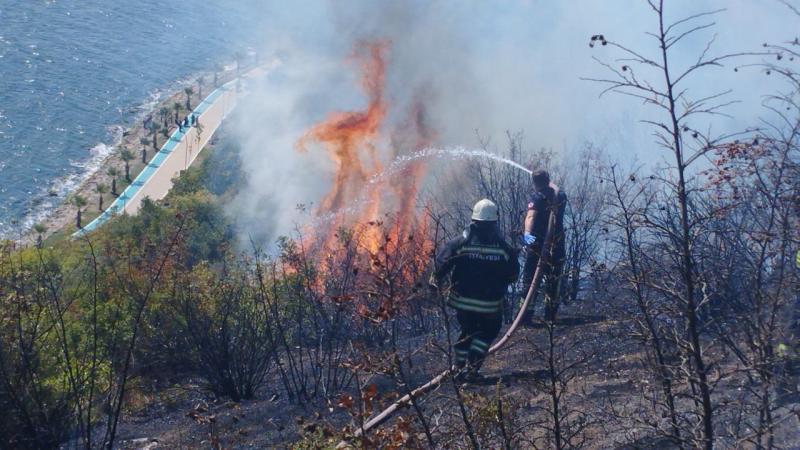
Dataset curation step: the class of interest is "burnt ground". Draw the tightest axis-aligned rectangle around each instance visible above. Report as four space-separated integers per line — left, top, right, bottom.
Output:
106 298 800 449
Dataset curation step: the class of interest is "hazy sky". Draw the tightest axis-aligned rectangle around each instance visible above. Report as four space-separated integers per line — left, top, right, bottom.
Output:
229 0 798 244
246 0 795 159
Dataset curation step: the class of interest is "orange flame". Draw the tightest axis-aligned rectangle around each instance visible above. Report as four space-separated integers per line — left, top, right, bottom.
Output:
296 40 433 255
389 94 436 243
296 41 386 212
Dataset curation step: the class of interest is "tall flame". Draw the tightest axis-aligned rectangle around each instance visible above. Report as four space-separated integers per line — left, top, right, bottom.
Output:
296 40 432 254
296 41 386 214
390 93 435 242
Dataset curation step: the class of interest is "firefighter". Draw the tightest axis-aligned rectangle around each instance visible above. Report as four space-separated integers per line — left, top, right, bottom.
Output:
776 249 800 406
520 169 567 324
431 199 520 382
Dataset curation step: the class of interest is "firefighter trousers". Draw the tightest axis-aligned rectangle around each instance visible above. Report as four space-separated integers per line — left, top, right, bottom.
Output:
454 309 502 372
521 246 565 322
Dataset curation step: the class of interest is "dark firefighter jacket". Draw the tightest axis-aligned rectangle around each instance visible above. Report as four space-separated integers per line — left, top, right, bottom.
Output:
433 224 520 314
528 185 568 260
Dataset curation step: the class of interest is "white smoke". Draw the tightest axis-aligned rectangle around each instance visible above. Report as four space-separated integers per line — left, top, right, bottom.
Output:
227 51 351 246
226 0 796 247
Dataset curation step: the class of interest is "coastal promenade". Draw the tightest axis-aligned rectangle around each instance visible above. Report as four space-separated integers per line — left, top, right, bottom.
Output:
74 65 270 236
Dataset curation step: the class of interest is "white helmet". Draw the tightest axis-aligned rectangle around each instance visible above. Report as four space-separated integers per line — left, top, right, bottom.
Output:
471 199 499 222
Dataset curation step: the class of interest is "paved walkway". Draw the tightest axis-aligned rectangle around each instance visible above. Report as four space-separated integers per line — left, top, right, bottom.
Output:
75 65 270 236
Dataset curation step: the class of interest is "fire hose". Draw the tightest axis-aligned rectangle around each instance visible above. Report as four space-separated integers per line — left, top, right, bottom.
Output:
339 209 558 446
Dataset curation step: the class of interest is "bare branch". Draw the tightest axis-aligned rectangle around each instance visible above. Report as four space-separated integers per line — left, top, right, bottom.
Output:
665 8 725 35
666 22 716 50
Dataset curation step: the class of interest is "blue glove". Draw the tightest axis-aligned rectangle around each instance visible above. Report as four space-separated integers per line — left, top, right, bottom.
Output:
522 232 536 246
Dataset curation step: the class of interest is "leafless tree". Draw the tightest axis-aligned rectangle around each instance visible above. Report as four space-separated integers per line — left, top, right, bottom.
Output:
561 145 610 304
585 1 764 447
603 164 684 447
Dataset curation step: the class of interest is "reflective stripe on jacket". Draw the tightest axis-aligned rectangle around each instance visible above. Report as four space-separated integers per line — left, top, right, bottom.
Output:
448 294 503 313
434 224 520 314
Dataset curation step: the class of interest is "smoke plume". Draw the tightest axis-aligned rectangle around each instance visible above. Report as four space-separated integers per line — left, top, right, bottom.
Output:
227 0 791 248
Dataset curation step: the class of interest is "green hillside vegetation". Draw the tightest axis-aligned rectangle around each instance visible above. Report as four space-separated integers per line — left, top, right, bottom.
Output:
2 4 800 447
0 143 250 448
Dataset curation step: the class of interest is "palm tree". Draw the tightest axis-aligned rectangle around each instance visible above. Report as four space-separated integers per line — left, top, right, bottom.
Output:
139 136 149 163
95 183 108 210
159 106 170 128
150 123 160 149
213 63 222 87
173 102 182 124
72 195 87 229
107 167 120 196
120 149 135 182
184 86 194 111
235 52 242 78
33 223 47 248
234 52 243 92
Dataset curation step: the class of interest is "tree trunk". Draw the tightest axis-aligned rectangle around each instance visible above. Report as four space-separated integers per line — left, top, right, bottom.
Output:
568 265 580 303
76 209 82 229
111 179 117 196
655 3 714 445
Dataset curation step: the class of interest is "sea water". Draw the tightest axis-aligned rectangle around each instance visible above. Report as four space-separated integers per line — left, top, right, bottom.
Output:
0 0 269 238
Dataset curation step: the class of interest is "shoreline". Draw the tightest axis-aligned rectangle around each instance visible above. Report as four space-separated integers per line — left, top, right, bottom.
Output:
16 63 250 246
75 70 246 235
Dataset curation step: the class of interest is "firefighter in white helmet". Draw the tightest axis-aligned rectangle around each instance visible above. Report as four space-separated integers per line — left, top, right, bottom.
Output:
431 199 520 382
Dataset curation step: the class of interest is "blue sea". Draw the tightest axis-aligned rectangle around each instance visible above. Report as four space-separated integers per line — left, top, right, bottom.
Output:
0 0 269 238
